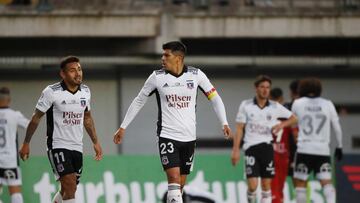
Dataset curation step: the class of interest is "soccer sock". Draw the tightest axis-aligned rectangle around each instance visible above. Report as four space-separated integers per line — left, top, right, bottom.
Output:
52 190 63 203
261 190 272 203
295 187 307 203
323 184 336 203
167 183 183 203
247 190 257 203
62 199 75 203
11 193 23 203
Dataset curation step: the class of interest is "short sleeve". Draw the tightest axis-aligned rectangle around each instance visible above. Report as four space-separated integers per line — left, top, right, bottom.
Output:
35 87 54 113
235 101 247 124
140 72 157 97
16 111 29 129
291 100 299 115
276 102 293 119
328 100 339 122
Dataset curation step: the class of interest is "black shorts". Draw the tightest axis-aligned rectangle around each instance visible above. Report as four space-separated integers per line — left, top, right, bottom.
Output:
0 167 22 186
245 143 275 178
47 148 83 184
158 137 196 175
294 152 332 181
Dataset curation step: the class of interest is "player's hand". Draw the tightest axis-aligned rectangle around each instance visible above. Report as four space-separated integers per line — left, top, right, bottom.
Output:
272 122 284 135
113 128 125 144
93 142 103 161
223 125 232 140
19 143 30 161
334 148 343 161
231 148 240 166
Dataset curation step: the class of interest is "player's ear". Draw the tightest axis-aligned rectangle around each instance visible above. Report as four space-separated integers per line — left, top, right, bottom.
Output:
59 69 66 79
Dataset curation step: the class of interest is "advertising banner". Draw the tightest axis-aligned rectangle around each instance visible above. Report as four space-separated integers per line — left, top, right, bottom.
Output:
0 154 331 203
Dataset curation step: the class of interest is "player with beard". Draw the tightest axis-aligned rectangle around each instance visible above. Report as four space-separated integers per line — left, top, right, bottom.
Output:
19 56 103 203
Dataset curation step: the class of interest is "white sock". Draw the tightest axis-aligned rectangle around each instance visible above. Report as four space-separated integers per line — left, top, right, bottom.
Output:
62 199 75 203
247 190 257 203
11 193 23 203
295 187 307 203
261 190 272 203
52 191 63 203
167 183 183 203
323 184 336 203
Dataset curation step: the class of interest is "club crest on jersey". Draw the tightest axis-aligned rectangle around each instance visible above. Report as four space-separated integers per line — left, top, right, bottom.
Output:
161 156 169 165
187 82 194 89
57 164 65 172
80 100 86 107
266 114 272 121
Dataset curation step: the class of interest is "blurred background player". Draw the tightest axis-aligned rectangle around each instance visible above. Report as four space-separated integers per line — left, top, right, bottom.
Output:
19 56 103 203
269 87 291 203
0 87 29 203
284 80 300 181
113 41 231 203
231 75 297 203
292 78 343 203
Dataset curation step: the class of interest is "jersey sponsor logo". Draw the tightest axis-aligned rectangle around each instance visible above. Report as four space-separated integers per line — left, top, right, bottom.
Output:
165 94 191 109
62 112 83 125
248 123 272 135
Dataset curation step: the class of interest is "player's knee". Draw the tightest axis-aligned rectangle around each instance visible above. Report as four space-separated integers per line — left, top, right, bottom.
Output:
61 178 77 197
320 179 332 187
62 184 77 198
167 174 181 183
294 178 307 187
248 184 258 192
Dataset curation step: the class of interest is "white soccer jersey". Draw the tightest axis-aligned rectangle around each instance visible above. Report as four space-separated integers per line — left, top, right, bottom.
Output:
292 97 342 156
36 81 91 152
236 98 293 150
123 66 219 142
0 108 29 168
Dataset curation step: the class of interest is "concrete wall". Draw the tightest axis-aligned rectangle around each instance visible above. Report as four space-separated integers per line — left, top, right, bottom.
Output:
1 14 359 45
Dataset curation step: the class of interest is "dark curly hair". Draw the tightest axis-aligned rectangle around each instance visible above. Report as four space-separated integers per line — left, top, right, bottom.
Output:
298 77 322 97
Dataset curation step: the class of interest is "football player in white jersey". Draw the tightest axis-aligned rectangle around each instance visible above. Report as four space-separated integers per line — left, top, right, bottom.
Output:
231 75 297 203
19 56 103 203
113 41 231 203
292 78 342 203
0 87 29 203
